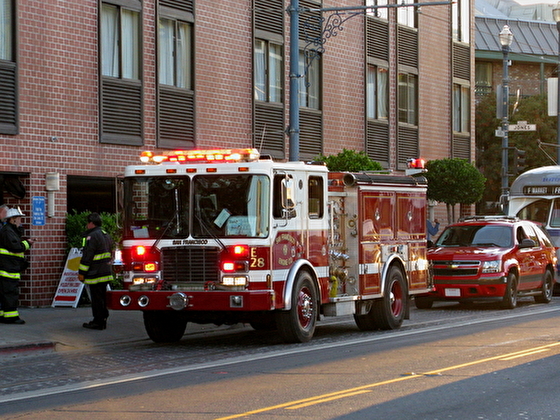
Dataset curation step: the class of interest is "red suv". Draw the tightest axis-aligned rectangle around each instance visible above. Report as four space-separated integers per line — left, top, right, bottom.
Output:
416 216 557 309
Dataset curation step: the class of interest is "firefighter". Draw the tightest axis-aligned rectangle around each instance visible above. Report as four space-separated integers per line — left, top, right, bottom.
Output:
0 207 35 324
78 213 113 330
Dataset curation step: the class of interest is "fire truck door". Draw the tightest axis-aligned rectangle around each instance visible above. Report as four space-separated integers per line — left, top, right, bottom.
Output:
359 190 395 295
272 172 306 273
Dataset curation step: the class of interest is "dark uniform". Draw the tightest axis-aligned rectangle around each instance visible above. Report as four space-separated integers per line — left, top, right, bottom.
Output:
79 219 113 329
0 217 32 323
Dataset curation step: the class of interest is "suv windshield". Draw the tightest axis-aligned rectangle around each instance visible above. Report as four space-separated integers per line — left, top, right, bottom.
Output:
435 225 513 248
123 174 270 239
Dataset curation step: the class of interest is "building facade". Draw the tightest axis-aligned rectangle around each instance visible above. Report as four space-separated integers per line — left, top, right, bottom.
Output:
0 0 473 306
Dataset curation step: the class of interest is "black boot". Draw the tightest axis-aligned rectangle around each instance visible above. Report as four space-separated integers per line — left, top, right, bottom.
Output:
83 320 106 330
3 317 25 324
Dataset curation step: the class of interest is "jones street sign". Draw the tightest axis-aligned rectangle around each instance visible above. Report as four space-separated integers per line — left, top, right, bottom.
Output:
508 121 536 131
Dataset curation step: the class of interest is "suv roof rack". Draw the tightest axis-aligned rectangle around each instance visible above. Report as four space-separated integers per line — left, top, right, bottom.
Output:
460 215 519 222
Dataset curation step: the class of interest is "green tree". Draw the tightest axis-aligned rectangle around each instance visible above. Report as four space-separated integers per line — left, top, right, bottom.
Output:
315 149 383 172
476 94 555 209
425 158 486 223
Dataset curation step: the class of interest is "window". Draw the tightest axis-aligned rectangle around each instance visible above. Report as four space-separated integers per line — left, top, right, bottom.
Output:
101 3 140 80
475 62 492 95
453 84 470 133
366 0 388 20
398 73 417 125
452 0 470 43
0 0 16 135
254 39 283 103
397 0 416 28
367 65 388 120
0 0 13 60
308 176 323 218
159 18 192 89
299 50 321 109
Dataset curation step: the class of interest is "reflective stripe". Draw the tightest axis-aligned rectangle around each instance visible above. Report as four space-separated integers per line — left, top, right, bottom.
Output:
93 252 111 261
0 311 4 317
79 264 90 271
0 248 24 258
3 310 19 318
0 270 20 280
83 275 113 285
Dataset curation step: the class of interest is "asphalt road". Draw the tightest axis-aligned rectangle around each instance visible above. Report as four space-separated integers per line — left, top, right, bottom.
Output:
1 298 560 419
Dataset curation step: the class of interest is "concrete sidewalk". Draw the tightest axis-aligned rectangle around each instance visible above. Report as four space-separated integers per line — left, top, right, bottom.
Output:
0 306 150 356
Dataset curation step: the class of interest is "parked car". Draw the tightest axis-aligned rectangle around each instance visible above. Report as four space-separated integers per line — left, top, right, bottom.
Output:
415 216 557 309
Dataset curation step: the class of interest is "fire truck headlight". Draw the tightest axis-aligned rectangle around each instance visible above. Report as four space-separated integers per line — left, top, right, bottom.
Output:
130 276 158 291
222 276 248 287
168 292 189 311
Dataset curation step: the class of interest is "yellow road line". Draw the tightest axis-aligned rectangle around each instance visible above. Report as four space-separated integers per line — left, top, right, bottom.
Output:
213 342 560 420
285 390 372 409
500 348 549 361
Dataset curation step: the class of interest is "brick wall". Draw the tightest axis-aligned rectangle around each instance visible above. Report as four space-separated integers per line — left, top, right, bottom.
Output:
3 0 464 306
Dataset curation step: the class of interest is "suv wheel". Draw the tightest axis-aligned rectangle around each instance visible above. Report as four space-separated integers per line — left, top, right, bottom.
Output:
535 270 553 304
501 272 518 309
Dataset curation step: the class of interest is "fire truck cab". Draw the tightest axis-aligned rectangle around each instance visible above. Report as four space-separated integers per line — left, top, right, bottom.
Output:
107 149 431 343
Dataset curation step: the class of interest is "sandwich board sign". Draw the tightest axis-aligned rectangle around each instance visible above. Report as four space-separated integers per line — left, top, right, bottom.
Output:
52 248 85 308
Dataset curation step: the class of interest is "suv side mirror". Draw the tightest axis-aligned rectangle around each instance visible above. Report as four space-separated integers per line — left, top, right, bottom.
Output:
519 238 536 248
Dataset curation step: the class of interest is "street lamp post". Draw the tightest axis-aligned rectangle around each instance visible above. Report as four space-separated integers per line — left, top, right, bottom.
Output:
553 3 560 164
499 25 513 213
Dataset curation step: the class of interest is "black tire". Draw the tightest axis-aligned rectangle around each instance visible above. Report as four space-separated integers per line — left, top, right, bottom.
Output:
249 313 277 331
353 302 377 331
276 271 317 343
143 310 188 343
354 266 407 331
501 272 518 309
535 270 554 304
414 295 434 309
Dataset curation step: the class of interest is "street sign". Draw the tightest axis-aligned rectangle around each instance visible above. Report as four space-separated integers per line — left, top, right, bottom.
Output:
32 196 45 226
508 121 536 131
495 129 504 137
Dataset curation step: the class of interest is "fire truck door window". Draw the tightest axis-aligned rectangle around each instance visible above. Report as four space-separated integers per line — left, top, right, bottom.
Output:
273 174 296 219
193 174 270 238
308 176 323 218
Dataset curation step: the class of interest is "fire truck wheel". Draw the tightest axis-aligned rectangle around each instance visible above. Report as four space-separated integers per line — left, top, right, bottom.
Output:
501 272 518 309
414 296 434 310
535 270 553 304
143 310 188 343
276 271 317 343
250 313 277 331
372 266 407 329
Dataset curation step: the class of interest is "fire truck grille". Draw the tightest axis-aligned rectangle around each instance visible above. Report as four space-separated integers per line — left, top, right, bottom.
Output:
432 260 480 277
161 247 220 285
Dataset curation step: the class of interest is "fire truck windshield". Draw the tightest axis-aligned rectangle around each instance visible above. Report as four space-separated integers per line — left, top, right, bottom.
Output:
123 174 270 239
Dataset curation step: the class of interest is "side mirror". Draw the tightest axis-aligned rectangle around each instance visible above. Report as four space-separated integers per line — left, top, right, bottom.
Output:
519 238 536 248
281 176 295 210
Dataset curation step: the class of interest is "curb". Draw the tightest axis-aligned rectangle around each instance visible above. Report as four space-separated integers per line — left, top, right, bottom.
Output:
0 341 56 358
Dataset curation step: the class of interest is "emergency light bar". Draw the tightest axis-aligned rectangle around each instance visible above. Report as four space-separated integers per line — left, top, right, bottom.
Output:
140 148 260 164
405 158 427 176
406 158 425 169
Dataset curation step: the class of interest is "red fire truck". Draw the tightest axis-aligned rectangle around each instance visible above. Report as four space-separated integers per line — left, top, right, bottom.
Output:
107 149 431 343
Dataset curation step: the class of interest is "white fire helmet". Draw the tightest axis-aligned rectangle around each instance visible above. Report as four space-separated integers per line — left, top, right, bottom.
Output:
6 207 25 218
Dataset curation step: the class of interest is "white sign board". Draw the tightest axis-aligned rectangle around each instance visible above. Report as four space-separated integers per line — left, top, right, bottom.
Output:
508 121 536 131
548 77 557 116
52 248 85 308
